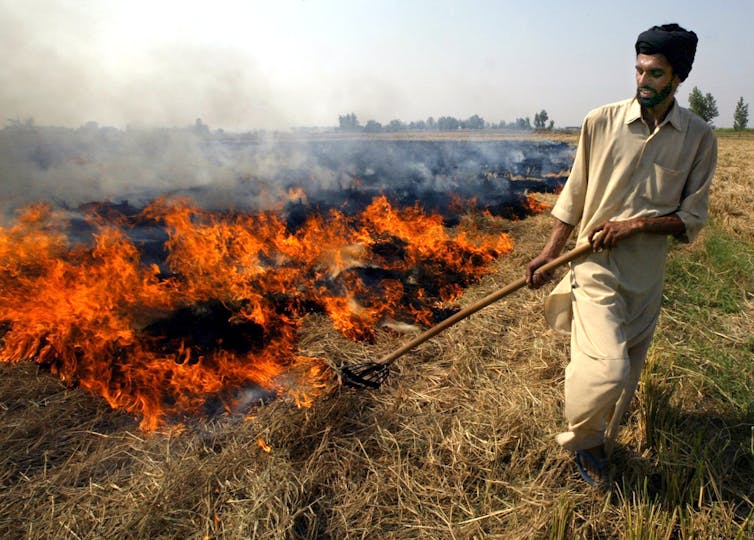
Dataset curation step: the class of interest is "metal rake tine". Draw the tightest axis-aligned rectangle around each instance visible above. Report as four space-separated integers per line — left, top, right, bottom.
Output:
341 362 391 389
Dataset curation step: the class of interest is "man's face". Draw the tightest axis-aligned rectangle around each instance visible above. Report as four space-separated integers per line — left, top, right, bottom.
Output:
635 53 680 108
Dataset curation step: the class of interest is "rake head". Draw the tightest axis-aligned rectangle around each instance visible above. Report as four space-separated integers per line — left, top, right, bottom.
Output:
340 361 391 389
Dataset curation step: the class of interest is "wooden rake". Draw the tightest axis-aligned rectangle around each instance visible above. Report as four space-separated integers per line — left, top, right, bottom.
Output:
340 242 592 389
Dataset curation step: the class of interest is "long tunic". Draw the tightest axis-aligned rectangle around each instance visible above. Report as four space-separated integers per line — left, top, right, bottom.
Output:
545 97 717 340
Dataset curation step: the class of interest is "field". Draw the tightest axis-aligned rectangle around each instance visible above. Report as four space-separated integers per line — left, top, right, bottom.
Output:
1 131 752 539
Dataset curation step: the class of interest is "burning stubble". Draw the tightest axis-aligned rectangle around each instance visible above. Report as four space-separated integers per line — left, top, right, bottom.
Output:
0 196 519 429
0 129 572 429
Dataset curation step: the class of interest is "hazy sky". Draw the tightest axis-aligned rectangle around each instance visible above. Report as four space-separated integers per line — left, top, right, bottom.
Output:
1 0 752 130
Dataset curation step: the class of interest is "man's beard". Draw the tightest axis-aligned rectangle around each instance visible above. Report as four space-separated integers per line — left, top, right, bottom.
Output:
636 79 675 108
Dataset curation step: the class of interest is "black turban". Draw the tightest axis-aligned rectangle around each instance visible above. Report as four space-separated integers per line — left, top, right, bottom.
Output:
635 23 698 81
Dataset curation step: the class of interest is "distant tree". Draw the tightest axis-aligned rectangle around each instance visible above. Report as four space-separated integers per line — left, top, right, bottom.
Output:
363 119 382 133
386 119 405 132
733 96 749 130
687 87 703 115
688 87 719 124
437 116 461 130
515 117 532 130
702 92 719 125
463 114 485 130
408 119 427 130
426 116 436 130
338 113 360 130
533 110 549 129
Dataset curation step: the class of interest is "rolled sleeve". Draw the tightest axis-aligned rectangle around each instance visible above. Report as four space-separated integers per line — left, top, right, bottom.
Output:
552 118 590 227
675 129 717 242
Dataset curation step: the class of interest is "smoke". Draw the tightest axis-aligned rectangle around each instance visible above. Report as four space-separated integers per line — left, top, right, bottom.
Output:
0 2 299 131
0 124 574 225
0 125 234 217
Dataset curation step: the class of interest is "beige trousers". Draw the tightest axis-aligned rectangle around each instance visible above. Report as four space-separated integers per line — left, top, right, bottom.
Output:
554 276 657 454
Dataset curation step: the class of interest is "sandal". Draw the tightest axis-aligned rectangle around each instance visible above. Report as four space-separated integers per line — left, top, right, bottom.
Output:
575 449 609 488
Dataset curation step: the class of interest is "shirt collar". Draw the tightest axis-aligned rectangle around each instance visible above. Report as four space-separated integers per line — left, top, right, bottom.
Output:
664 99 685 131
625 97 685 131
626 97 643 125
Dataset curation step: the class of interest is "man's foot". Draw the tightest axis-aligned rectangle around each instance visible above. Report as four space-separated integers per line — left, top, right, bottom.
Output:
574 445 609 488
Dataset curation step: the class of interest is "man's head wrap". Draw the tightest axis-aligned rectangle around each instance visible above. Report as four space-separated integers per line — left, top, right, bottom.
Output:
635 23 698 81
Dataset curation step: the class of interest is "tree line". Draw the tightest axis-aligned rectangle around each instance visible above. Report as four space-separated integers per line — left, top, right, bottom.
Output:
688 87 749 130
338 110 555 133
340 91 751 134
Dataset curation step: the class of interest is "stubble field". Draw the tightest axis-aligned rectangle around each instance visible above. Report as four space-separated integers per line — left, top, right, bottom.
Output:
1 130 752 539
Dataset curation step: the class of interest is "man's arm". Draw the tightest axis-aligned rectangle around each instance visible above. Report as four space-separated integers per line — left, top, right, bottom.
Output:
526 218 575 289
674 128 718 242
588 214 685 250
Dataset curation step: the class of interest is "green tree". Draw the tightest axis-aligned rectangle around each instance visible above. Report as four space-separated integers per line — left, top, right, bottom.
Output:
688 87 719 124
733 97 749 130
703 92 719 124
533 109 549 129
688 87 704 116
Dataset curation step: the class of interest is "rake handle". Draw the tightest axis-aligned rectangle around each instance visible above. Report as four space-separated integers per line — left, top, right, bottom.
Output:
374 242 593 367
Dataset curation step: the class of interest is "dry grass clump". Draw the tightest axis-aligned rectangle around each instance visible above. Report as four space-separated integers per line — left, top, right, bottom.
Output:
1 133 752 539
708 132 754 239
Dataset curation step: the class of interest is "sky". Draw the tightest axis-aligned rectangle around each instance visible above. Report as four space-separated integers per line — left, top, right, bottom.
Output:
1 0 752 131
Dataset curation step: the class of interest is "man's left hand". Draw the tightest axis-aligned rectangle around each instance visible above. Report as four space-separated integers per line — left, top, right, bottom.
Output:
588 219 642 250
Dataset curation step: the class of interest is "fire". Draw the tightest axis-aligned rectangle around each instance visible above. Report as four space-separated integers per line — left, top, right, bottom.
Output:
524 192 552 215
257 437 272 453
0 194 515 429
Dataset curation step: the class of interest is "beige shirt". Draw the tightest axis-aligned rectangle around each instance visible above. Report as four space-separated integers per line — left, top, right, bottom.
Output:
545 97 717 337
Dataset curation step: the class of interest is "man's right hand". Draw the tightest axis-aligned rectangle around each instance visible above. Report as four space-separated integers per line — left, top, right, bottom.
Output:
526 253 556 289
526 218 575 289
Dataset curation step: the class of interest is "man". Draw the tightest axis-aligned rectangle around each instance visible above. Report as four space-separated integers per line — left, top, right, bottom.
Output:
525 23 717 487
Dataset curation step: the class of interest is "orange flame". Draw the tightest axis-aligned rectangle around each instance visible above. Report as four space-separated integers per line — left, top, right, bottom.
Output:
524 193 552 214
257 437 272 453
0 196 514 429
